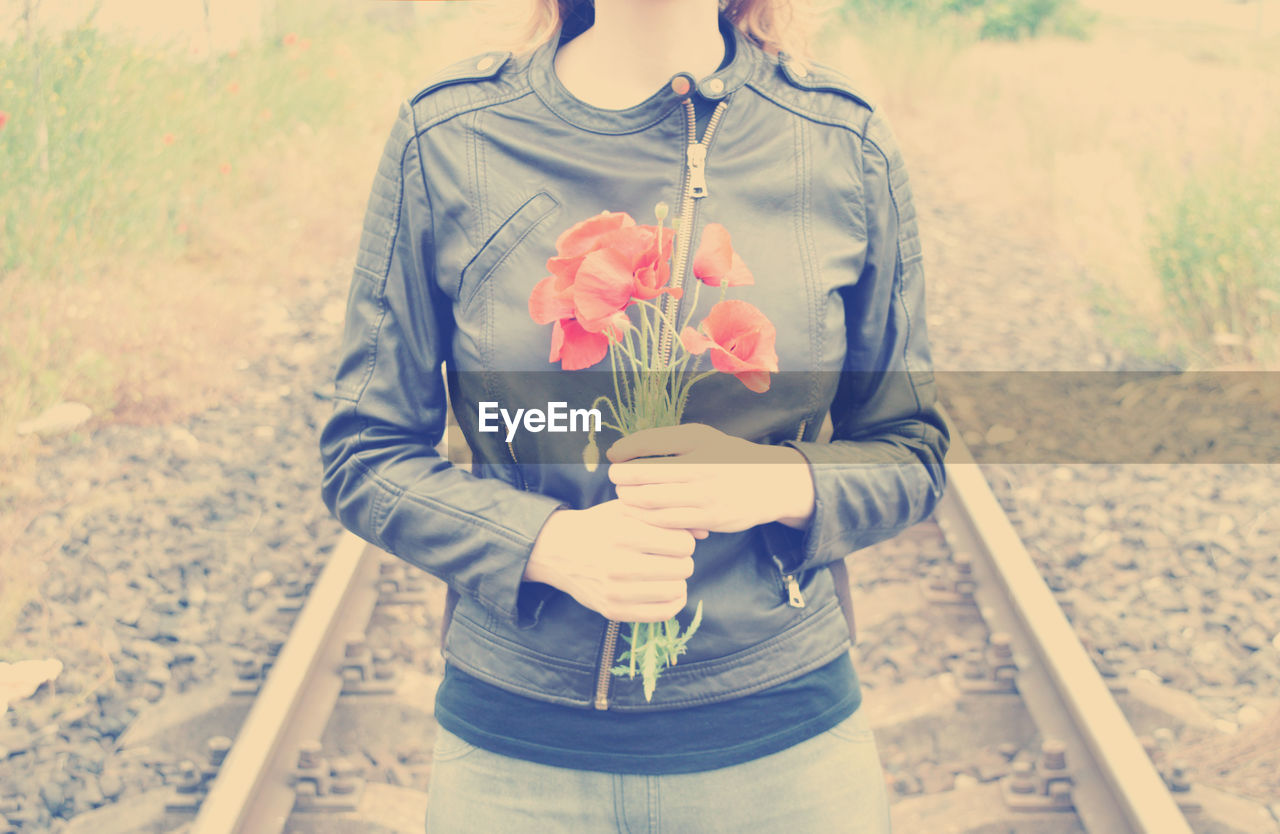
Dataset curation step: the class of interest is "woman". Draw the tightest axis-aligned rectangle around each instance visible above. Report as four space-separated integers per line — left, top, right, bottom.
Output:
319 0 949 830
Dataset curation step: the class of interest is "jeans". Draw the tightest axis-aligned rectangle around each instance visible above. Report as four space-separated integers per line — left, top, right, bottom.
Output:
425 706 893 833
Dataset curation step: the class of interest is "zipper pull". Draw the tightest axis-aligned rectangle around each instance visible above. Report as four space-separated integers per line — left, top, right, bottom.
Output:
784 575 806 608
687 143 708 198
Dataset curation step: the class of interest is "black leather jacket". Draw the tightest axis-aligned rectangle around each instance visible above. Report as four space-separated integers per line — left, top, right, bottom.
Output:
319 12 949 711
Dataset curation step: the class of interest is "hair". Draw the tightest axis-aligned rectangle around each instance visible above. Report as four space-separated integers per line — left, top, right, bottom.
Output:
494 0 831 73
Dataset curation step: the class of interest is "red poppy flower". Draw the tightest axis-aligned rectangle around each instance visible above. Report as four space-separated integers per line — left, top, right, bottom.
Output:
530 211 680 332
549 316 628 371
556 210 636 259
573 246 640 330
531 211 636 325
626 224 677 301
692 222 753 287
161 132 176 146
283 33 298 47
572 225 680 325
680 300 779 393
0 111 10 131
532 210 691 369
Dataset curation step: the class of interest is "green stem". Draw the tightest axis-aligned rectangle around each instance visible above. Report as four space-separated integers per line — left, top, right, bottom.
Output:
674 369 717 422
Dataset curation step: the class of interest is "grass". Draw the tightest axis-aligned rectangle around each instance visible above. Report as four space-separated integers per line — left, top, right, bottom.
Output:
822 0 1280 369
1146 130 1280 367
0 0 514 652
0 2 501 447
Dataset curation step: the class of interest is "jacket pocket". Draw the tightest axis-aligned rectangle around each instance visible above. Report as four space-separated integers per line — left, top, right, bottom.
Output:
459 191 560 313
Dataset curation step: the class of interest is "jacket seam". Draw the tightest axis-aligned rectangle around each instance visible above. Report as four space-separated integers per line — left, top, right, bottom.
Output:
744 80 875 137
443 648 593 708
412 86 536 137
454 607 597 671
348 141 408 406
346 454 535 550
409 99 435 275
647 638 851 708
661 597 840 676
864 132 924 413
611 605 851 708
460 195 560 314
476 111 491 240
794 115 823 419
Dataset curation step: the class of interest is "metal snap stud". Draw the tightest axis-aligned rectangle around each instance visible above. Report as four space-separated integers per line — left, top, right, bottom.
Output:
704 77 724 95
792 63 808 78
476 56 495 72
670 75 692 96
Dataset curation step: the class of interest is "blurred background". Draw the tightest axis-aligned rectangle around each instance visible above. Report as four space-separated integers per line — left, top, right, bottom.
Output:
1 0 1277 829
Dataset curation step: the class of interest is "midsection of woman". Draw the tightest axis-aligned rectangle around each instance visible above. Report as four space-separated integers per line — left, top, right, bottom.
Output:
320 0 948 824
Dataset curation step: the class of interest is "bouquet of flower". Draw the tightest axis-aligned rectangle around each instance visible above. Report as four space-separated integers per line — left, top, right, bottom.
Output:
527 202 778 701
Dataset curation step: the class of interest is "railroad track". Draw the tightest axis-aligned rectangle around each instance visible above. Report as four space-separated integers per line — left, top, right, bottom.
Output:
51 426 1276 834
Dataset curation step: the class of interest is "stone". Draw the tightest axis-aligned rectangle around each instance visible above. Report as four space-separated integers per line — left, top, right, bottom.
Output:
16 402 92 438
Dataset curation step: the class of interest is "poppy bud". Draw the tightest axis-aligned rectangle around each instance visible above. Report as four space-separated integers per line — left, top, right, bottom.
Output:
582 434 599 472
654 201 669 222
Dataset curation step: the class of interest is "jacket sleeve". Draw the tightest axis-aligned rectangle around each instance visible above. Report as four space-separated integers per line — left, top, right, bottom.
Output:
318 99 567 627
774 109 950 574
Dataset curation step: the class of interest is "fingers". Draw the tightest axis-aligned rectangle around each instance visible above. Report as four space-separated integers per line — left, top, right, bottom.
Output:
606 423 718 463
625 506 715 531
620 513 698 557
599 586 688 623
614 483 705 510
608 459 702 488
609 553 696 582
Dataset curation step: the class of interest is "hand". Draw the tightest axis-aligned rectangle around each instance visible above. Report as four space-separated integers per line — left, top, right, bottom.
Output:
524 500 697 622
606 423 816 534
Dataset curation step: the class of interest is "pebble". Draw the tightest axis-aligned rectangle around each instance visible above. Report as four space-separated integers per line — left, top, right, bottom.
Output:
16 402 93 438
1238 625 1269 651
167 427 201 458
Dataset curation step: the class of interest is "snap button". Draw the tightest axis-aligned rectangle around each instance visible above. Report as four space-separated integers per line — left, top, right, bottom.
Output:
792 63 808 78
476 55 495 71
704 77 724 95
670 75 692 96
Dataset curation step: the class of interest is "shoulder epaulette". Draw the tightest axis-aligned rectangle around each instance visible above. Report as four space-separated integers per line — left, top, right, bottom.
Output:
776 53 875 112
410 50 512 105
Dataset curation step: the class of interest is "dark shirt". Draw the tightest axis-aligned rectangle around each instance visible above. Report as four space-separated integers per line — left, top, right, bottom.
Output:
433 651 862 774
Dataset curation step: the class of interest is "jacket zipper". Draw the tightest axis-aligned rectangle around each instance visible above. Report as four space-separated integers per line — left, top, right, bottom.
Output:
506 440 527 491
592 94 730 712
770 552 807 608
656 96 729 364
776 420 809 608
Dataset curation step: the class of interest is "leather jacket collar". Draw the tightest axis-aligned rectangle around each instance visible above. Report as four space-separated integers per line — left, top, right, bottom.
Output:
529 10 755 134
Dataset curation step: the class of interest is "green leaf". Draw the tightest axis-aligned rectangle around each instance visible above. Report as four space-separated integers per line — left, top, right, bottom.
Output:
641 635 659 702
684 599 704 640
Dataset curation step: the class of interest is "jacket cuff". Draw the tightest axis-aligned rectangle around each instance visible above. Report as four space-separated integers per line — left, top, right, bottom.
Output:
379 484 568 628
475 492 569 628
780 438 922 573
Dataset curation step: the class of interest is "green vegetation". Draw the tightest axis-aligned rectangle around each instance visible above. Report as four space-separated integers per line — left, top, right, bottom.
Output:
2 10 355 278
0 1 480 442
1147 136 1280 366
839 0 1098 41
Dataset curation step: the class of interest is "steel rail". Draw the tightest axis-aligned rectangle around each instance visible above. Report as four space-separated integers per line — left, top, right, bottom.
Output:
187 532 385 834
937 410 1193 834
